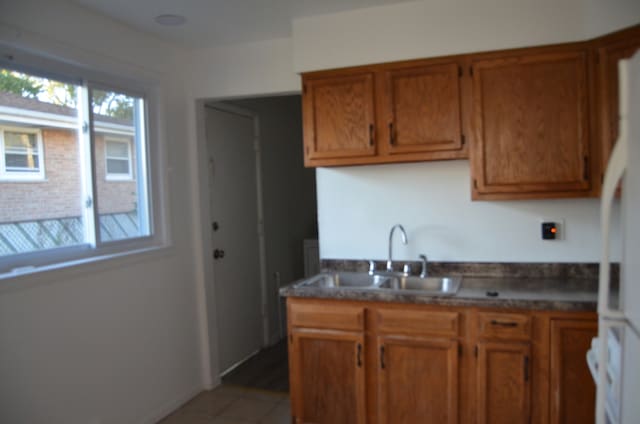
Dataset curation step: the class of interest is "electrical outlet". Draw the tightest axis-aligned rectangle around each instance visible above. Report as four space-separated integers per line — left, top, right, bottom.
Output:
540 218 565 240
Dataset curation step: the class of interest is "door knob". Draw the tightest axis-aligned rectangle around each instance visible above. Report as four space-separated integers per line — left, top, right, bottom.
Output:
213 249 225 259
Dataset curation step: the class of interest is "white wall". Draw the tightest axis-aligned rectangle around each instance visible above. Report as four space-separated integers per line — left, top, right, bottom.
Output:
188 37 299 99
292 0 640 72
0 1 206 423
318 161 621 262
291 0 639 262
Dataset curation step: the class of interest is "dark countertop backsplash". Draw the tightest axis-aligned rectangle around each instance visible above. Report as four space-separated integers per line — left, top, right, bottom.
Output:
321 259 618 282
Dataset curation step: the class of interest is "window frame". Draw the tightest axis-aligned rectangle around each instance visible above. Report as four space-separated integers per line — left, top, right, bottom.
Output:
0 51 168 278
104 137 133 181
0 125 46 181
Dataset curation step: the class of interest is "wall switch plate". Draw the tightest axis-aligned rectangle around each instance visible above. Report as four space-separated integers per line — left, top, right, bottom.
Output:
540 218 565 240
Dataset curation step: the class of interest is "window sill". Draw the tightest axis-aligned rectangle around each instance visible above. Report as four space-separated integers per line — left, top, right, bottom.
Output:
0 243 175 294
105 176 135 182
0 177 47 182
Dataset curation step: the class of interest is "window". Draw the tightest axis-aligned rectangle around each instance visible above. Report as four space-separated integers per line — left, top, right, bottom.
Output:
0 126 45 180
0 64 157 274
105 138 132 180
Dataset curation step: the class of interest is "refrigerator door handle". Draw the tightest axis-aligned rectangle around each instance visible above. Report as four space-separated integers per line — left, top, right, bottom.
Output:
599 66 629 321
596 58 631 424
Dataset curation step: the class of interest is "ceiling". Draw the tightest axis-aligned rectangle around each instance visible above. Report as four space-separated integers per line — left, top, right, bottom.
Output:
72 0 416 48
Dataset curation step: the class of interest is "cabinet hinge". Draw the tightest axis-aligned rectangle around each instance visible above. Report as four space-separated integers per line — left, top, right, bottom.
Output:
461 134 466 145
473 179 478 190
458 345 463 357
524 355 530 382
474 345 478 358
289 334 293 344
601 173 605 184
303 84 307 95
469 66 474 77
458 66 463 77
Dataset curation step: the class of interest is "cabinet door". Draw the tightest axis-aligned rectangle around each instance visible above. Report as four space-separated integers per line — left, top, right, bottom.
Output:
597 25 640 172
377 335 459 424
549 319 597 424
471 48 591 199
476 341 531 424
289 329 366 424
381 61 465 158
302 72 376 165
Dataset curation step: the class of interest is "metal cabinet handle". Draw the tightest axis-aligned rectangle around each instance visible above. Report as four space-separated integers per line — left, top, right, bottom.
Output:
389 122 395 145
524 356 530 382
357 343 362 368
213 249 225 259
380 345 385 369
369 124 375 146
490 320 518 327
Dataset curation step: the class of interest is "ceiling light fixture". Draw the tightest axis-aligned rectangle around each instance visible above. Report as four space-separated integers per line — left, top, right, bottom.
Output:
154 14 186 26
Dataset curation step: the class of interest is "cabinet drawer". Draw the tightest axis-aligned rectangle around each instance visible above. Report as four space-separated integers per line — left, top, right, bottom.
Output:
477 312 531 340
376 308 459 337
289 301 365 331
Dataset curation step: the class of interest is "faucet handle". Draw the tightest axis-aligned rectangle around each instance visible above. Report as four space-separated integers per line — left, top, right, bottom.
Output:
368 260 376 275
403 263 412 275
419 254 428 278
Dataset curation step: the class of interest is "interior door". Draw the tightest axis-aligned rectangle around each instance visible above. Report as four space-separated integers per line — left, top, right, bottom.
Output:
206 106 263 373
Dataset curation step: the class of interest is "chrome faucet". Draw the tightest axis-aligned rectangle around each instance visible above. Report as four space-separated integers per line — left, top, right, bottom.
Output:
387 224 408 271
419 254 428 278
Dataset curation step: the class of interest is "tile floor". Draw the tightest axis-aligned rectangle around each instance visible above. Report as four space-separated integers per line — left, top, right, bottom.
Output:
158 385 291 424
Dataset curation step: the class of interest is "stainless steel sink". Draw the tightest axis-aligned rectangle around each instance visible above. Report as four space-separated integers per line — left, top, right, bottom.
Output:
296 272 391 289
378 275 462 296
295 272 462 296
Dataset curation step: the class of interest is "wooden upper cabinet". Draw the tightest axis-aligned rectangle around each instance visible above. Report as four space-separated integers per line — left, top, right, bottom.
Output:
301 59 468 167
380 61 466 159
470 46 593 199
302 72 376 166
289 328 366 424
549 319 597 424
476 341 531 424
596 25 640 174
377 335 459 424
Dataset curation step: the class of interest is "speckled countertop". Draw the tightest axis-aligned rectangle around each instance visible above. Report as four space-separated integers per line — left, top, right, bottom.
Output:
279 260 607 312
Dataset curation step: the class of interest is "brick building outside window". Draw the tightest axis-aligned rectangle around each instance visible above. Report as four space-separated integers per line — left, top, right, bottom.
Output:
0 91 139 255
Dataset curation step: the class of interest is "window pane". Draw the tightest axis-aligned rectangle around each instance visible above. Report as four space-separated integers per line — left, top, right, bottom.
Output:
6 153 39 170
92 88 149 242
0 68 85 257
5 132 37 149
106 140 128 158
106 158 129 174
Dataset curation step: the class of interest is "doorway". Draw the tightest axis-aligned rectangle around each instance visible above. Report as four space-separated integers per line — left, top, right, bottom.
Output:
204 95 317 382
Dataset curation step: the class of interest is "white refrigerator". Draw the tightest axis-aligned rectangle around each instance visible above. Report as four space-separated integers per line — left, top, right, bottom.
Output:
589 51 640 424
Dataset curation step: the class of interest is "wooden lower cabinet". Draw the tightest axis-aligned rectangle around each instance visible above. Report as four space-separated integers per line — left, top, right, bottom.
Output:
287 298 597 424
476 341 531 424
549 319 598 424
377 335 458 424
289 328 366 424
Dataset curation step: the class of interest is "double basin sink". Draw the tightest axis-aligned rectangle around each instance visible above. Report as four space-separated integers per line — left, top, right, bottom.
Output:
295 271 462 296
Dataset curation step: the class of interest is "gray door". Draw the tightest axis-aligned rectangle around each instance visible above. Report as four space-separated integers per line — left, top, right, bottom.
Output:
206 106 263 373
